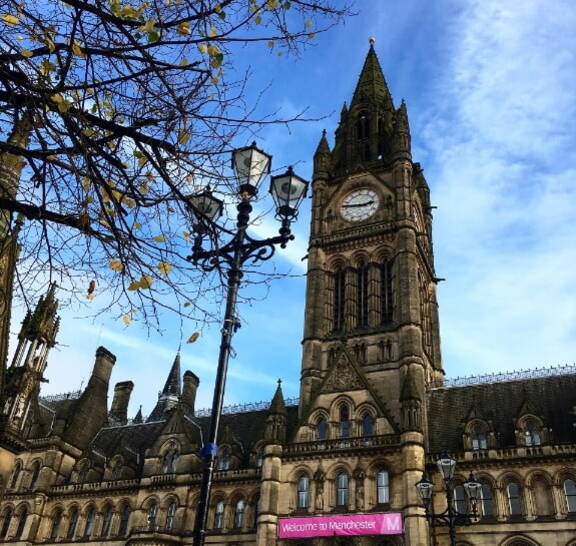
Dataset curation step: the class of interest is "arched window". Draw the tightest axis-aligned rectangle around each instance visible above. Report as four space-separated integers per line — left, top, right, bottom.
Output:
453 485 467 513
217 448 231 470
29 461 41 490
316 417 327 441
118 504 131 536
111 458 123 480
234 499 245 528
471 424 488 450
362 413 374 436
377 470 389 504
336 472 349 506
333 269 346 332
166 501 177 531
84 507 95 537
564 479 576 513
101 505 113 537
0 508 12 539
533 477 553 517
67 507 79 538
339 405 350 438
507 482 522 517
214 501 224 529
15 506 27 539
380 261 393 323
10 461 21 489
524 419 541 446
162 449 178 474
297 475 310 509
50 509 62 539
480 483 493 517
357 264 369 328
147 502 158 531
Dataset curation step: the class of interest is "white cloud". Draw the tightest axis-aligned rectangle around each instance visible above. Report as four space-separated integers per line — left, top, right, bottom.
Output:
423 0 576 375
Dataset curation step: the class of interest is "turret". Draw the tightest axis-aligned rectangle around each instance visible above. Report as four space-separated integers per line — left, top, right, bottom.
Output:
265 380 287 444
313 130 331 181
400 364 423 433
391 99 411 160
148 352 182 421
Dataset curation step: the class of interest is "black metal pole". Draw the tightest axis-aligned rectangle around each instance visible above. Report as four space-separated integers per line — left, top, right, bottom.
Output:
192 200 251 546
445 479 457 546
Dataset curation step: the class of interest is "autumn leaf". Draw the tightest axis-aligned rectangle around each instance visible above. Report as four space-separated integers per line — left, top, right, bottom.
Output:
183 301 191 307
177 21 190 35
187 332 200 343
178 129 190 144
109 259 124 272
139 274 153 289
122 315 132 324
128 280 141 290
133 221 142 229
21 49 33 58
182 231 191 241
152 235 165 243
139 19 156 32
71 39 86 58
2 14 19 26
157 261 173 275
304 20 313 27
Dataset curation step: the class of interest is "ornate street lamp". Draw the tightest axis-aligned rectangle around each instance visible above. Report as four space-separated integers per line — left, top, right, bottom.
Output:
415 453 481 546
188 144 308 546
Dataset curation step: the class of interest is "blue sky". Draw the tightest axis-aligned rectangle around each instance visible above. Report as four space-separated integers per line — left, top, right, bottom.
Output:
8 0 576 418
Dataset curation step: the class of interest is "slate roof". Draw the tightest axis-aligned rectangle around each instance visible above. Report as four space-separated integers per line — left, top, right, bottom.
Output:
427 372 576 453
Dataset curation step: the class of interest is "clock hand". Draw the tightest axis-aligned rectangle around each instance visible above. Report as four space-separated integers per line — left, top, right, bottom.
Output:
342 200 374 208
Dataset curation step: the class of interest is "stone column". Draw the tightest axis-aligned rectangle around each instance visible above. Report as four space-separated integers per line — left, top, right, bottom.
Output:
256 444 282 546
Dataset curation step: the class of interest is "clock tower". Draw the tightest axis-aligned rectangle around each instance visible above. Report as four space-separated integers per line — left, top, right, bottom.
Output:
298 41 443 436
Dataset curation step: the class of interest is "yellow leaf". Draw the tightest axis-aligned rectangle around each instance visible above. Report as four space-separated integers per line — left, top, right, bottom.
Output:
133 221 142 229
139 274 153 289
122 315 132 324
139 181 149 194
178 129 189 144
187 332 200 343
46 154 57 161
85 196 95 204
152 235 165 243
21 49 33 58
266 0 278 9
139 19 155 32
128 280 141 290
198 44 208 54
109 259 124 272
177 21 190 35
209 26 217 37
267 40 274 48
179 57 189 66
51 94 65 104
183 301 191 307
2 14 19 26
304 20 313 28
182 231 191 241
45 38 56 52
254 15 262 24
71 39 86 59
157 261 173 275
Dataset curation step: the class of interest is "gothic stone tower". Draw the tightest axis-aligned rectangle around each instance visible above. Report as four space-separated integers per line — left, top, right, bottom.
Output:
295 42 442 544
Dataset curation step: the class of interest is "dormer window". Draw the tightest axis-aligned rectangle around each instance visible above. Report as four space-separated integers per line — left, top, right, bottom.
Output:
316 417 327 441
524 419 542 446
471 423 488 450
217 448 231 470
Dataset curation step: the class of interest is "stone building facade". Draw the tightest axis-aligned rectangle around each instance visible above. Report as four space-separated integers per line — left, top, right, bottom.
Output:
1 44 576 546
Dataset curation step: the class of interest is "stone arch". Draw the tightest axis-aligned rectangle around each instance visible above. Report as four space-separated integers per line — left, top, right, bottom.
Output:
327 254 347 272
330 394 355 422
160 493 180 509
350 250 371 267
499 536 540 546
527 471 554 518
372 245 394 263
140 494 161 510
516 414 545 446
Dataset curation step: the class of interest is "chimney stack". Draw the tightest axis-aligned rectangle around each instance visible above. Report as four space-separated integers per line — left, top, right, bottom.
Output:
110 381 134 425
182 370 200 414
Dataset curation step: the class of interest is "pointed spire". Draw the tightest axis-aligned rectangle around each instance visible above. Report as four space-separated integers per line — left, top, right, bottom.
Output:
351 41 393 110
133 405 143 424
162 351 182 396
269 379 287 415
314 130 330 156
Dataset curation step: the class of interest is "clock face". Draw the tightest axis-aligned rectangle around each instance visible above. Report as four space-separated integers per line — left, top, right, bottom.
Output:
340 188 380 222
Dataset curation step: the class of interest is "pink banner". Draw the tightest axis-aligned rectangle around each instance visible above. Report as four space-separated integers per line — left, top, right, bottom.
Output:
277 512 403 539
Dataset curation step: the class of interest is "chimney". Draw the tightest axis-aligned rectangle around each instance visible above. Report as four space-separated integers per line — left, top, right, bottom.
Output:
110 381 134 425
62 346 116 449
182 370 200 414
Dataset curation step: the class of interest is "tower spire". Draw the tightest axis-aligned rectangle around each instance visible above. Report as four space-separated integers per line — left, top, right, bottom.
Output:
147 350 182 421
350 41 393 111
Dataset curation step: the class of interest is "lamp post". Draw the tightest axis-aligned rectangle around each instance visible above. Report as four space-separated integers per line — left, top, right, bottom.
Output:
187 142 308 546
415 452 482 546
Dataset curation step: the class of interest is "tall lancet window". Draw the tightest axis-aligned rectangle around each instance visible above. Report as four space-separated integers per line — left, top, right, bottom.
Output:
357 112 369 139
381 260 393 323
333 269 346 332
357 263 369 328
